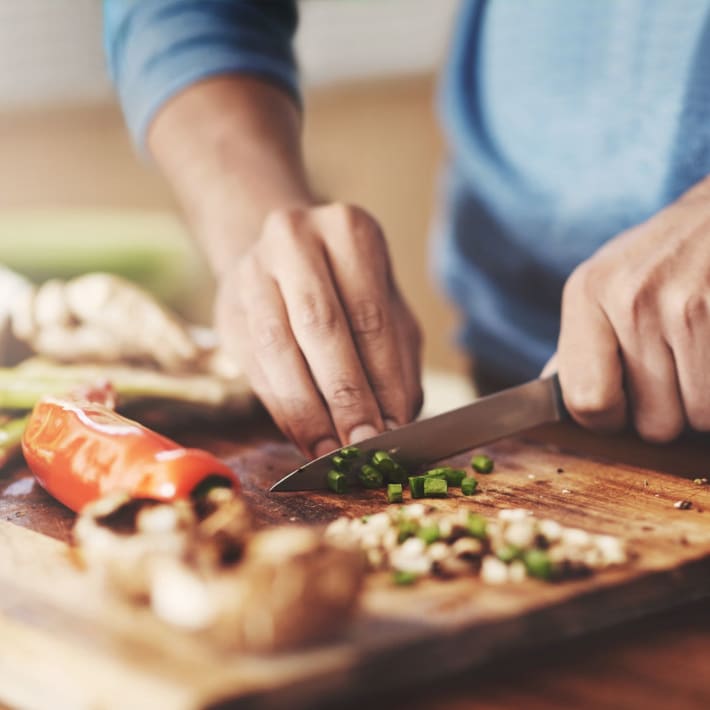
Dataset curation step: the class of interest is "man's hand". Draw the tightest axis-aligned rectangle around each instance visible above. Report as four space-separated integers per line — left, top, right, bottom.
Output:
553 178 710 442
215 202 423 457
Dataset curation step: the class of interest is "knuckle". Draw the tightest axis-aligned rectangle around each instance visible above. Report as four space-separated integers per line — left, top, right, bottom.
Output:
327 203 381 244
635 415 683 444
351 298 386 338
299 293 339 334
685 404 710 432
564 383 618 419
668 290 706 336
263 206 308 239
329 379 366 410
252 315 289 351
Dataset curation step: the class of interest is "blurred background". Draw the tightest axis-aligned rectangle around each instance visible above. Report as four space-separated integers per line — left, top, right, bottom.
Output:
0 0 473 409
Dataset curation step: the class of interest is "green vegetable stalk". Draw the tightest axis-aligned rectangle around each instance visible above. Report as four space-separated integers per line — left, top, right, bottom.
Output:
0 415 29 469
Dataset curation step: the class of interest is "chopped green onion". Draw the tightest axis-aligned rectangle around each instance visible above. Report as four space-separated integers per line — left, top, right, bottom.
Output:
387 483 403 504
424 466 467 486
359 464 384 489
417 524 440 544
330 454 351 473
338 445 361 459
467 513 488 540
408 475 427 499
423 477 448 498
327 469 348 494
461 477 478 496
496 545 520 563
471 454 494 474
372 450 395 471
524 549 553 580
397 518 419 543
393 570 419 586
371 450 408 484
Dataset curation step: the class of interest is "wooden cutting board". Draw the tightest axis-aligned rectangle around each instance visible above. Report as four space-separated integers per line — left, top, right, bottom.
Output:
2 419 710 710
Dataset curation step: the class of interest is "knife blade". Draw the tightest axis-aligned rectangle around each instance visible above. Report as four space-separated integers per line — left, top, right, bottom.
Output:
270 374 566 492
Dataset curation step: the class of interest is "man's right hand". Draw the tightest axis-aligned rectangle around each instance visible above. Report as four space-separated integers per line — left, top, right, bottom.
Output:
214 202 423 458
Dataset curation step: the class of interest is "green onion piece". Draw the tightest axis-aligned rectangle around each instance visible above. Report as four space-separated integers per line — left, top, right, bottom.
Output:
467 513 488 540
424 466 467 486
471 454 494 474
338 445 361 459
423 477 448 498
327 469 348 494
524 549 553 580
417 524 440 544
393 570 419 586
397 518 419 543
387 483 403 504
330 454 352 473
372 450 408 484
387 462 408 485
372 450 395 471
409 475 427 499
461 477 479 496
359 464 384 489
496 545 520 564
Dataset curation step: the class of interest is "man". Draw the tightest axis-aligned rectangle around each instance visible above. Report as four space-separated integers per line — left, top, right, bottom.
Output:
104 0 710 457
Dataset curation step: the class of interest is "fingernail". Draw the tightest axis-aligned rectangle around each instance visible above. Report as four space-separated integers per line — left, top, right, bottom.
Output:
384 418 400 431
313 437 339 459
348 424 379 444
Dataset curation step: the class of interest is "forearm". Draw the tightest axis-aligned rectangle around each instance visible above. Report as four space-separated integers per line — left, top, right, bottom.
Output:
148 75 315 276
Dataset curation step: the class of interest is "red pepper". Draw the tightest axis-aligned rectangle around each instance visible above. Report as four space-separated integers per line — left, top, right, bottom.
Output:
22 396 239 513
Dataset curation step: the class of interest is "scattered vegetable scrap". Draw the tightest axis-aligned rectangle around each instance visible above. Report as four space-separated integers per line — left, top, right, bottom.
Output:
471 454 494 474
325 505 629 586
674 500 693 510
693 478 708 486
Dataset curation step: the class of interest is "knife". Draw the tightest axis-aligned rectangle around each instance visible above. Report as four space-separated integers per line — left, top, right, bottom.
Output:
270 374 567 492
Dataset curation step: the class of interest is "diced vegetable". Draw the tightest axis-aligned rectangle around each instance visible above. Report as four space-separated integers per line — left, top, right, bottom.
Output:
387 483 403 504
371 450 407 484
339 446 361 459
424 466 467 486
327 469 348 494
330 454 352 473
417 524 440 544
471 454 494 474
523 549 553 580
422 478 448 498
467 513 487 539
397 518 419 543
359 464 384 489
496 545 520 563
392 570 419 586
461 477 479 496
408 475 426 499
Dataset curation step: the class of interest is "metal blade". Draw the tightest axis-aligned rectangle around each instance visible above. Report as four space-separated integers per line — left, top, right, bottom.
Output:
270 375 565 492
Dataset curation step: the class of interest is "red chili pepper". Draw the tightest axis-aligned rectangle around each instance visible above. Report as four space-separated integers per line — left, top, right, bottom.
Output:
22 396 239 513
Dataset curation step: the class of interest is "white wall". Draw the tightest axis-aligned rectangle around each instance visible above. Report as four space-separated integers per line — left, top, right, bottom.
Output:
0 0 458 107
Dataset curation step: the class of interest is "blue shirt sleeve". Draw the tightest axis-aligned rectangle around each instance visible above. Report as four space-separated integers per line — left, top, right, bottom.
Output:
103 0 300 150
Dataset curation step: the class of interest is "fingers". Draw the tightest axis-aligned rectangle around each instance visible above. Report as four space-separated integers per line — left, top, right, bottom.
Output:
391 292 424 420
265 211 384 446
228 254 342 457
557 266 627 432
318 206 411 426
663 293 710 432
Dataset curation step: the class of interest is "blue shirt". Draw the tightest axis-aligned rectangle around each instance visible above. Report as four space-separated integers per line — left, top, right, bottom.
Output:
104 0 710 383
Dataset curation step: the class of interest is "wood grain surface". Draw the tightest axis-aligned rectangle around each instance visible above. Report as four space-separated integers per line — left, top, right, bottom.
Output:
2 417 710 710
